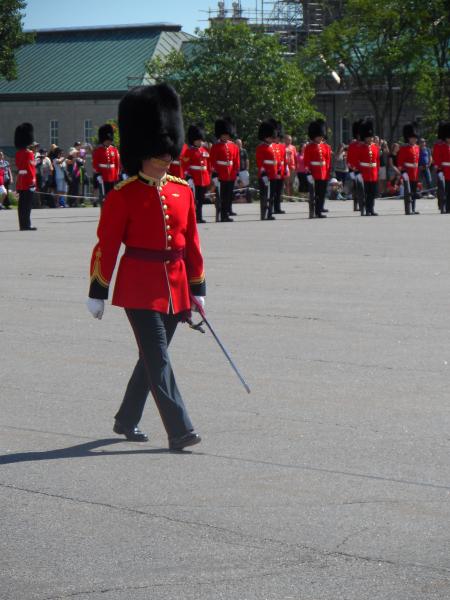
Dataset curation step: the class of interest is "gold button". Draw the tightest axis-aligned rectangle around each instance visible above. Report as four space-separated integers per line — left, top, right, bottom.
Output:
167 246 172 250
163 204 168 210
166 225 171 230
165 260 170 265
165 214 170 220
167 235 172 241
161 195 166 200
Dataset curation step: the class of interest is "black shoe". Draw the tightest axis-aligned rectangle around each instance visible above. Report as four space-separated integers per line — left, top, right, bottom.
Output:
20 226 37 230
412 211 420 214
197 218 206 223
322 209 329 212
371 212 379 216
274 210 286 214
316 213 327 218
169 432 201 451
222 216 233 222
113 420 148 442
229 211 237 216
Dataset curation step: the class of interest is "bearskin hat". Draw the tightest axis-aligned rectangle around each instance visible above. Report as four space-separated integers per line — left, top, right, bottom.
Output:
215 117 236 139
308 119 326 140
359 119 374 140
14 122 34 149
98 124 114 144
403 122 419 142
187 123 206 146
352 119 364 140
118 83 184 176
438 122 450 141
258 120 278 141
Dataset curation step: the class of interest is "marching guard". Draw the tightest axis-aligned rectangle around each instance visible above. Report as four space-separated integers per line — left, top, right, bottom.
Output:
86 83 205 451
14 122 37 231
398 123 420 215
210 118 239 222
355 120 380 216
303 119 331 218
255 119 278 220
168 143 187 179
182 124 211 223
432 122 450 214
92 124 120 207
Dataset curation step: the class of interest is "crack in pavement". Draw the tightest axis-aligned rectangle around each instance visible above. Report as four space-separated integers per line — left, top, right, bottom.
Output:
2 481 450 580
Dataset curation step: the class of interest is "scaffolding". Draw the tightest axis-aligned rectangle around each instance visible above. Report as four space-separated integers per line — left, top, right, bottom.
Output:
206 1 339 54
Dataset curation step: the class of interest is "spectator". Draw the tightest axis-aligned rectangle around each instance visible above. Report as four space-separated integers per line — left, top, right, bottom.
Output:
328 177 345 200
295 143 308 196
0 151 13 208
388 142 401 179
334 143 349 188
379 140 390 195
235 138 250 202
36 149 54 207
66 148 86 206
418 138 434 197
284 134 297 198
386 174 402 197
52 147 68 207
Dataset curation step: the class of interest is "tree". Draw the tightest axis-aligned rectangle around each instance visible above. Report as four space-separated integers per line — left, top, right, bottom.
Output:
301 0 426 140
146 22 318 155
0 0 33 81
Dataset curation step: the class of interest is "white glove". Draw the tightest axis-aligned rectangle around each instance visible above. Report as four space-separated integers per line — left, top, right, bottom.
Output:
191 296 205 313
97 175 103 184
356 173 364 184
262 175 269 187
438 171 445 182
349 171 355 181
187 177 195 192
29 186 36 192
285 166 290 177
306 174 314 185
86 298 104 319
212 177 219 188
401 171 409 182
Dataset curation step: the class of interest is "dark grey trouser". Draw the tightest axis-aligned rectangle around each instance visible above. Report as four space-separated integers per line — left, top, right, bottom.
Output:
115 309 194 438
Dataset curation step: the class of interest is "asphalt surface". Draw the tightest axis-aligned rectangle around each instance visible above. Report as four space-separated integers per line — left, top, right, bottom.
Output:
1 196 450 599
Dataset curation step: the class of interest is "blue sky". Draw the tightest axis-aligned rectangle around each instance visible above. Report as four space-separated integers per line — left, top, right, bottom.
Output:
23 0 220 33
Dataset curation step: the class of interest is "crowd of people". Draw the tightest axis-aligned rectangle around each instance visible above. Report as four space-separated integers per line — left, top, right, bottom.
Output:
5 114 450 229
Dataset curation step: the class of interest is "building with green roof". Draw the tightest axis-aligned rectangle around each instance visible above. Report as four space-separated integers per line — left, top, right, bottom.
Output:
0 23 193 155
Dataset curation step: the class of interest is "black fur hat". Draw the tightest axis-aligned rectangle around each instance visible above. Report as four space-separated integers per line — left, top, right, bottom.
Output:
438 122 450 141
258 120 278 141
352 119 364 140
403 122 419 142
359 119 374 140
215 117 236 139
308 119 326 140
187 123 206 145
98 124 114 144
14 122 34 149
118 83 184 176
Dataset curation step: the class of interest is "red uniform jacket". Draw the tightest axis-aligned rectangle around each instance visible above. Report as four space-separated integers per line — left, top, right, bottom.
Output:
210 141 239 182
356 143 380 182
397 144 420 181
275 142 288 178
303 142 331 181
88 173 206 313
255 143 278 180
433 141 450 181
92 144 120 182
346 140 360 171
168 144 187 178
15 149 36 190
182 145 211 187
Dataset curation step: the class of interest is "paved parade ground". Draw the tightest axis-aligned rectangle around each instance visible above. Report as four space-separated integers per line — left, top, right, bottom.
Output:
1 197 450 600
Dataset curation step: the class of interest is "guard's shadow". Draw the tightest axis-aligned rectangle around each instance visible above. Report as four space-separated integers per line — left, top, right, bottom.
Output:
0 438 190 466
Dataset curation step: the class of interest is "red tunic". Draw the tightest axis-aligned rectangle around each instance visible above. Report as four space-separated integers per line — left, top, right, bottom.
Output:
356 143 380 182
182 145 211 187
397 144 420 181
168 144 187 178
15 149 36 190
255 143 278 179
276 142 288 178
92 144 120 182
346 140 361 171
432 141 450 181
88 173 205 313
209 141 239 182
303 141 331 181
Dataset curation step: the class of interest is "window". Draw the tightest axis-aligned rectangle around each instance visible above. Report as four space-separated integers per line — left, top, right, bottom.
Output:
84 119 93 144
50 120 59 146
341 117 350 144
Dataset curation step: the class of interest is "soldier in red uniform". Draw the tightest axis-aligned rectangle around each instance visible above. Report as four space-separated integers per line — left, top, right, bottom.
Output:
255 119 278 220
92 124 120 206
182 124 210 223
432 122 450 214
14 122 37 231
209 118 239 222
168 143 187 178
86 83 205 451
303 119 331 218
398 123 420 215
355 120 380 216
347 120 363 212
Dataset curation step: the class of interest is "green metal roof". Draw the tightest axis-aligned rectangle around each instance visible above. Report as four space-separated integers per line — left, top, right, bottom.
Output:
0 24 193 97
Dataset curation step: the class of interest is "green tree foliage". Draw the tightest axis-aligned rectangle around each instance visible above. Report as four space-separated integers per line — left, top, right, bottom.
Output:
0 0 33 81
146 22 318 153
301 0 426 140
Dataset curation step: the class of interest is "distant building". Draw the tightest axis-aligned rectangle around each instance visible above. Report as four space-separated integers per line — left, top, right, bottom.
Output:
0 23 193 157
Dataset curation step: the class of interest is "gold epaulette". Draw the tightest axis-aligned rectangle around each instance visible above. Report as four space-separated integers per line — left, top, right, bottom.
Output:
114 176 138 191
166 174 189 187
